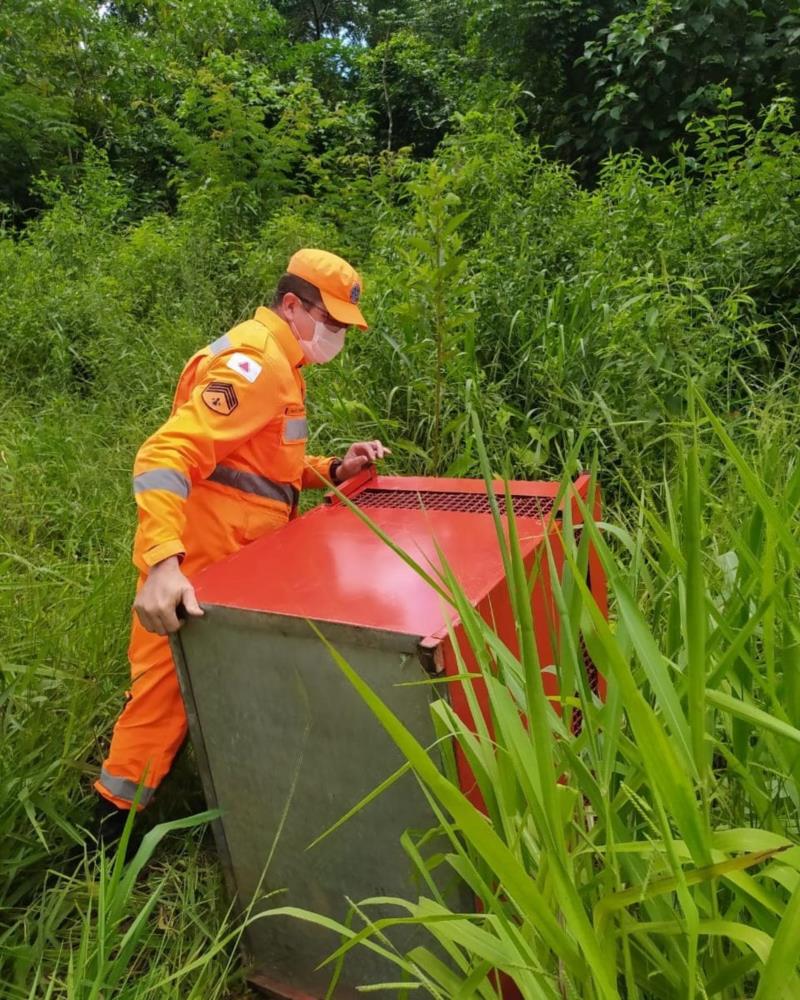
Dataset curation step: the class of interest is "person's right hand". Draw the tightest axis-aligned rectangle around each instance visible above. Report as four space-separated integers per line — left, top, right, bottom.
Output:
133 555 204 635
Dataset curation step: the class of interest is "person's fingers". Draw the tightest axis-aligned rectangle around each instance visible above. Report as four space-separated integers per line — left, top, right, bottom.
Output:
160 603 182 634
371 440 392 459
182 586 204 618
134 601 155 634
143 608 167 636
351 441 389 461
340 441 396 481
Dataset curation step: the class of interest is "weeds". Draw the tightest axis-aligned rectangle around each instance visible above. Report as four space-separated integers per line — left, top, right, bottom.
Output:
272 406 800 997
1 95 799 995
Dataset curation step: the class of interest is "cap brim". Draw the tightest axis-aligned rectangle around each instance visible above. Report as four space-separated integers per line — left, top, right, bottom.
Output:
320 288 368 330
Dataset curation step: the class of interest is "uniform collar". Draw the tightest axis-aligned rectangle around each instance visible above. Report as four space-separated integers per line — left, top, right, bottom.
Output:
254 306 305 368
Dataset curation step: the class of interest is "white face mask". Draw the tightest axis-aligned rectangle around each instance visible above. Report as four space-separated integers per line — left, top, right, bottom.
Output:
297 319 346 364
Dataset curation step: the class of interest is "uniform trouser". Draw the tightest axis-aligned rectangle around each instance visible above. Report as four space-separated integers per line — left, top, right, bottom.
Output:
95 487 288 810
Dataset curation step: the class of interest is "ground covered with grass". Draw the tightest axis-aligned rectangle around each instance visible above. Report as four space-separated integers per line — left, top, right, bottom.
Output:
2 73 800 998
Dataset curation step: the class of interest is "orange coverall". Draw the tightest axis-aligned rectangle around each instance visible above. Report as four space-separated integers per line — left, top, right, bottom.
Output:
96 307 336 809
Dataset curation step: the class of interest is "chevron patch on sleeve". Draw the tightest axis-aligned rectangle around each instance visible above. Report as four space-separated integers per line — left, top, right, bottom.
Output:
201 381 239 416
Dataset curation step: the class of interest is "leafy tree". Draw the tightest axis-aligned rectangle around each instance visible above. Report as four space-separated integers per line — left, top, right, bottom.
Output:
165 49 373 226
356 27 464 153
3 0 800 216
0 0 297 216
571 0 800 161
271 0 369 40
105 0 284 58
0 0 94 212
0 0 181 214
460 0 625 142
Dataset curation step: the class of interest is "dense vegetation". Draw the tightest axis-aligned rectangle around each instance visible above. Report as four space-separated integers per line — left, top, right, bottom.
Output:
2 1 800 996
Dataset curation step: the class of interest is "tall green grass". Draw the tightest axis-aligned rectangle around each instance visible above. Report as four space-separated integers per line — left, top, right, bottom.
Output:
0 824 249 1000
1 93 798 997
0 398 250 999
271 405 800 998
4 389 800 996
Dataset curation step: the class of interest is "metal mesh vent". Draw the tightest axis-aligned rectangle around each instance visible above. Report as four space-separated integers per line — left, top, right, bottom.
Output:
353 489 555 518
571 633 601 737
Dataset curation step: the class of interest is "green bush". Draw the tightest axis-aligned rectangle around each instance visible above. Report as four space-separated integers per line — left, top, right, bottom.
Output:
2 59 800 995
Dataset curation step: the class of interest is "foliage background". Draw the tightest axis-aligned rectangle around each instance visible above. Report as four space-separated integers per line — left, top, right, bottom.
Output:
1 0 800 996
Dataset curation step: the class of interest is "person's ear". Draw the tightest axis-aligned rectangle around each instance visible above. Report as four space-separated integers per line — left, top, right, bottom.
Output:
281 292 300 321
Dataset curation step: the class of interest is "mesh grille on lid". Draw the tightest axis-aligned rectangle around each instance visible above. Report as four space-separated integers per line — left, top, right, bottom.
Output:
353 489 555 518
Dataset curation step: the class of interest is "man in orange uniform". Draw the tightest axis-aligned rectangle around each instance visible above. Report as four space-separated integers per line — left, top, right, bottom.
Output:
95 249 389 838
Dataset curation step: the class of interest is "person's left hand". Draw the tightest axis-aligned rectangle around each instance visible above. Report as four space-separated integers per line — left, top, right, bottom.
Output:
337 440 392 481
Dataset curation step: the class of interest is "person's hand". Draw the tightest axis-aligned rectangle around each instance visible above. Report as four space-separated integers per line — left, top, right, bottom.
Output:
337 440 392 481
133 555 204 635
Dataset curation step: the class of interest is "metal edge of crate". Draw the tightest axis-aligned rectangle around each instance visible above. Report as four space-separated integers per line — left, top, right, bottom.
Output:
184 603 426 657
169 627 239 906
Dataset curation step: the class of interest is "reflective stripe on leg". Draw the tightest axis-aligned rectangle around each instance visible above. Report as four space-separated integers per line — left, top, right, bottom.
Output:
98 767 156 807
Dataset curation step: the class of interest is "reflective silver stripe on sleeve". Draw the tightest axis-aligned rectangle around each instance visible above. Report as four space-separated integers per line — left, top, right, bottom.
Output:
208 333 232 355
284 417 308 442
207 465 298 506
99 767 156 806
133 468 191 499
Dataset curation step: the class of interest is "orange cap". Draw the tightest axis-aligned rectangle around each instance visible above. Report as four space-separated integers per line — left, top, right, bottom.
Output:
287 248 368 330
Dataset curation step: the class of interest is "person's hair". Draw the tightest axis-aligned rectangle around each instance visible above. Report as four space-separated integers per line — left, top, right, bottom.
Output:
270 274 322 309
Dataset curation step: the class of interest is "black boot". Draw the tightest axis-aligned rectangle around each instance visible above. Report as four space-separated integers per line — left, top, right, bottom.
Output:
93 796 142 860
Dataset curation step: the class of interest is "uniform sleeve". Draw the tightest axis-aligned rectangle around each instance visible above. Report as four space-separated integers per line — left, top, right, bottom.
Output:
133 349 282 569
301 455 337 491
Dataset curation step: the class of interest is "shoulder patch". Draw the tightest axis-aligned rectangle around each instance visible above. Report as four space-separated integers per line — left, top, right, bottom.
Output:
202 381 238 416
226 352 262 383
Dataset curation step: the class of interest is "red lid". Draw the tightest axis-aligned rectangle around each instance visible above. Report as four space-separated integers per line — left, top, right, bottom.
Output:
193 476 564 640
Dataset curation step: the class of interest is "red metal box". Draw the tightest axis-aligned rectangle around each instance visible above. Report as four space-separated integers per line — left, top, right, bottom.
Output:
171 471 606 998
